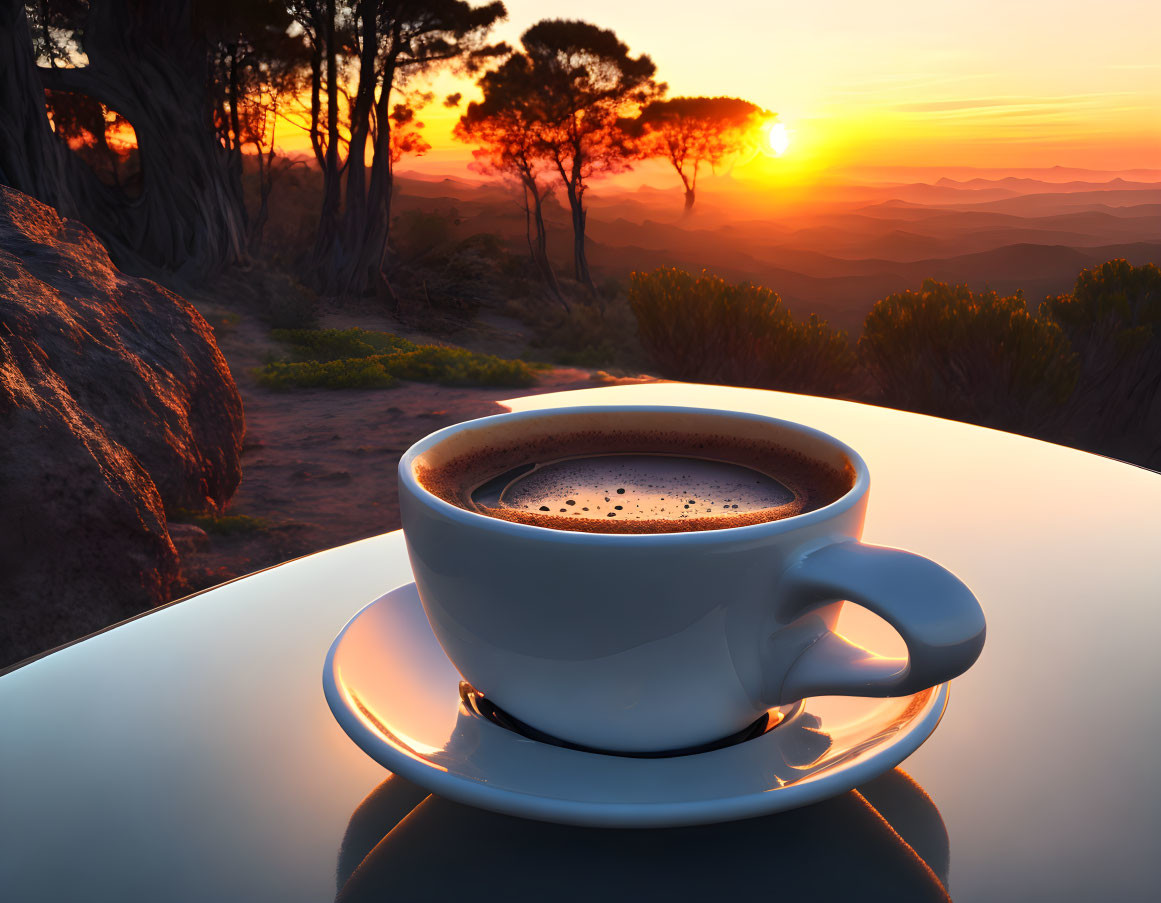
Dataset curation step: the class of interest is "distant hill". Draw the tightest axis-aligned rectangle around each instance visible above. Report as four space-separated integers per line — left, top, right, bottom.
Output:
584 238 1161 330
934 176 1159 193
944 190 1161 214
388 172 1160 331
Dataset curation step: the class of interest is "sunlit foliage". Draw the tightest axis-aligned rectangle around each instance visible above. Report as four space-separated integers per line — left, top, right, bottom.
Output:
860 280 1077 432
629 268 857 395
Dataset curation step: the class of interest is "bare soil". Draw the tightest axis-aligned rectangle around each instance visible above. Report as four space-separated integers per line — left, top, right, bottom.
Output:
174 298 655 594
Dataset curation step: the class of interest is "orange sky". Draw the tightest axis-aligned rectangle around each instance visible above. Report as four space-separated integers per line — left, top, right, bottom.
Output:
278 0 1161 185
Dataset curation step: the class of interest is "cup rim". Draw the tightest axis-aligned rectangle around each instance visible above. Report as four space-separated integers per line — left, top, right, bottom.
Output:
398 404 869 544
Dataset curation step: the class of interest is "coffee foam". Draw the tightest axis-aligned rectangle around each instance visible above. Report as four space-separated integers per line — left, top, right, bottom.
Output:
415 428 855 534
494 455 799 522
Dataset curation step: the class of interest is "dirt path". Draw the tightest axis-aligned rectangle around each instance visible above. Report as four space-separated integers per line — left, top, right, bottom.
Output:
176 301 654 591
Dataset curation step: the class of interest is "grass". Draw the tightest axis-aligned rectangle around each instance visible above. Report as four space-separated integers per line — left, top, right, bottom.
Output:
256 328 538 390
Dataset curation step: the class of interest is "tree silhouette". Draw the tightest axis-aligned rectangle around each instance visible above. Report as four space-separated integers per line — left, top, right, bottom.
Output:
623 96 770 213
511 19 660 290
207 2 309 252
295 0 506 298
455 53 566 308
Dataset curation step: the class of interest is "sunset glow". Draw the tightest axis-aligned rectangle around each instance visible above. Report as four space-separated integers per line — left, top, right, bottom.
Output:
269 0 1161 188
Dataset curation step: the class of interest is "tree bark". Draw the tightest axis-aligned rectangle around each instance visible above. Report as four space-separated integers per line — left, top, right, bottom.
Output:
313 0 342 281
320 46 398 299
4 0 247 278
521 182 535 259
555 150 594 291
523 174 567 311
0 0 76 216
327 3 381 294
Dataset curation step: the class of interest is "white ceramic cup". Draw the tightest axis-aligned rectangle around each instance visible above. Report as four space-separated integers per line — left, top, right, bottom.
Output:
399 405 986 753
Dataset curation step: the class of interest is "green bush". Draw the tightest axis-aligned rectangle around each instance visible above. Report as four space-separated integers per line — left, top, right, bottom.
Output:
629 268 857 394
255 328 536 390
256 356 400 390
271 328 418 361
386 346 537 387
860 279 1077 431
1040 259 1161 466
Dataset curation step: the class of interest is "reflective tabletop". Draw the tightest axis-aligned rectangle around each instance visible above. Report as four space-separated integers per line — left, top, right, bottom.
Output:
2 384 1160 901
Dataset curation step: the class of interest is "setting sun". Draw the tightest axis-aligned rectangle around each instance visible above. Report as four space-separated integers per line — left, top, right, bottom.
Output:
767 122 790 156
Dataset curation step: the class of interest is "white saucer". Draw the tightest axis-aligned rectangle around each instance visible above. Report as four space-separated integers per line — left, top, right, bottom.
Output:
323 584 948 828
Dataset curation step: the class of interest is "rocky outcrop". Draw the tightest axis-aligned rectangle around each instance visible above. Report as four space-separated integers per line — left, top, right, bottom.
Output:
0 187 244 666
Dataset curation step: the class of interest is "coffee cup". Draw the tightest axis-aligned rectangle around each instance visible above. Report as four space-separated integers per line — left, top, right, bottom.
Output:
398 405 985 753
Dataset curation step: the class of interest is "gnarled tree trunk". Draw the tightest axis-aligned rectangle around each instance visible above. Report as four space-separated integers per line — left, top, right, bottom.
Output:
2 1 246 278
0 0 76 215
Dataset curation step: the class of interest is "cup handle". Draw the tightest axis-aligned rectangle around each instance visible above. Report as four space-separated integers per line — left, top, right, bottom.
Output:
775 541 986 702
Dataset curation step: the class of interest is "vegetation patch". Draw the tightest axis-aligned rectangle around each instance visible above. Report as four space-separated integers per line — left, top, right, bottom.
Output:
256 356 400 390
173 511 272 536
630 267 858 396
256 327 537 389
860 279 1077 433
511 286 647 372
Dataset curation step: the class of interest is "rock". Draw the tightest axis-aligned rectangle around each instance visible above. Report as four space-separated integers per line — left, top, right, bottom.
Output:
0 187 244 513
167 523 211 555
0 187 244 666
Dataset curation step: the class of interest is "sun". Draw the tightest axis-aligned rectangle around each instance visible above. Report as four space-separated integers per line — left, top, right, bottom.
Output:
766 121 791 156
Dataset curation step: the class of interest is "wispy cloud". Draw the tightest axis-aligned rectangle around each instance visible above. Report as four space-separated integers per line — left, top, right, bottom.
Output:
892 93 1135 115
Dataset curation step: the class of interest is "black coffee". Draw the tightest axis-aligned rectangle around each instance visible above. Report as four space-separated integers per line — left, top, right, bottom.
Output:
471 454 797 522
417 428 853 534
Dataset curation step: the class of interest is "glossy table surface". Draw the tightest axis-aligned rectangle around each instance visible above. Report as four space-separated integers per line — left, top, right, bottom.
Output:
2 383 1160 901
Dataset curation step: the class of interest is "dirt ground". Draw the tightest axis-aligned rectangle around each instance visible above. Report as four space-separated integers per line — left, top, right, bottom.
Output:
175 299 654 593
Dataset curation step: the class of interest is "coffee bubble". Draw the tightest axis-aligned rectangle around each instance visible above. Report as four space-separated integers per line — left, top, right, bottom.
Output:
489 455 798 522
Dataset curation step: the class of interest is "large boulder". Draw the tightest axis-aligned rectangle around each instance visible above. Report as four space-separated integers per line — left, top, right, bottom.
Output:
0 187 244 666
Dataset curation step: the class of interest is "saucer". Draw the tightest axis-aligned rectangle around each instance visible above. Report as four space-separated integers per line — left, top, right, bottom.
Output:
323 584 948 828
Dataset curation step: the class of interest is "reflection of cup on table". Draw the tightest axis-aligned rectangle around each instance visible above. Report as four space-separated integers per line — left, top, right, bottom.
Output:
335 769 951 901
399 405 986 753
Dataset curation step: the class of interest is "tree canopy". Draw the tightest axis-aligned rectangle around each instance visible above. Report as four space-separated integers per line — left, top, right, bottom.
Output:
624 96 771 212
460 19 660 289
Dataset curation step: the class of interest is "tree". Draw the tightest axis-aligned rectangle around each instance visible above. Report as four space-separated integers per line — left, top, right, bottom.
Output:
293 0 506 297
2 0 251 277
207 2 308 251
455 53 566 308
860 280 1077 433
1041 259 1161 467
0 0 82 217
623 96 770 213
516 19 660 290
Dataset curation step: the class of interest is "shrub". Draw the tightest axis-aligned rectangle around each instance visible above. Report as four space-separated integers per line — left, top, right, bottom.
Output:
255 328 536 390
255 356 399 390
521 295 645 371
271 328 417 361
860 279 1077 432
629 268 857 394
386 346 537 387
1040 259 1161 466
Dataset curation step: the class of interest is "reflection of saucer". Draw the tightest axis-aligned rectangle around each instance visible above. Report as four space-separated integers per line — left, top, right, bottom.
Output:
323 584 948 828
